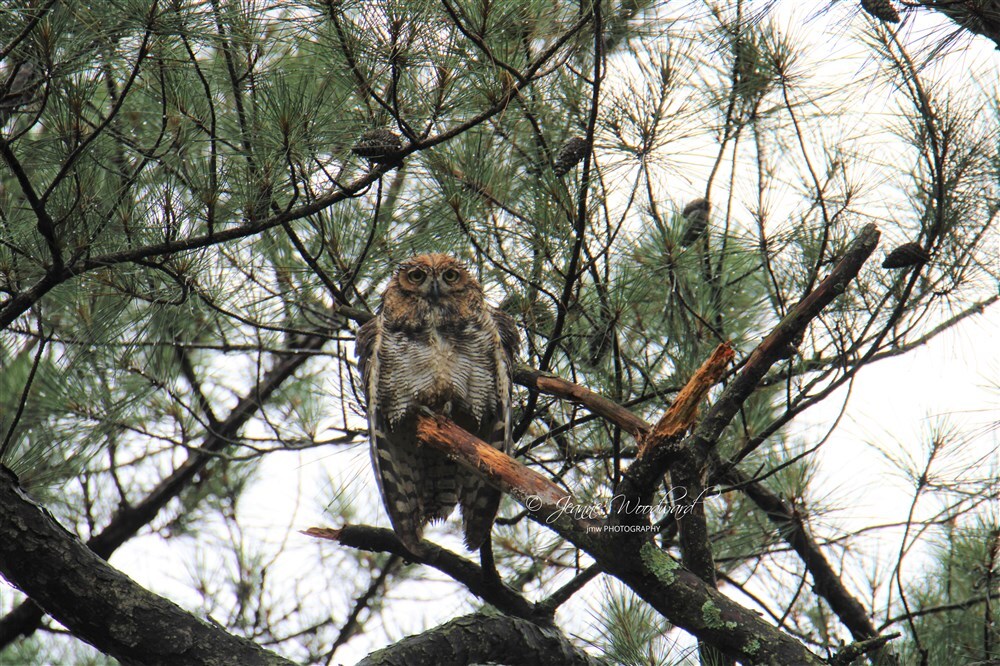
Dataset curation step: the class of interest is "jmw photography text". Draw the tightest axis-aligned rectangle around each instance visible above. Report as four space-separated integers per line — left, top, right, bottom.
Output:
524 487 721 525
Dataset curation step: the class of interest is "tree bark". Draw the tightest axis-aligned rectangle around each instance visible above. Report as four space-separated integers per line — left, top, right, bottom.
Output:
0 466 295 666
415 413 827 665
356 613 606 666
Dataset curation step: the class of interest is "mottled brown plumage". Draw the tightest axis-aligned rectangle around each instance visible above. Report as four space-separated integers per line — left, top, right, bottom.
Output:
356 254 518 553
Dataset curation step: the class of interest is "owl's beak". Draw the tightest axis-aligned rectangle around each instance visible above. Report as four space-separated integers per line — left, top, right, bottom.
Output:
428 279 441 300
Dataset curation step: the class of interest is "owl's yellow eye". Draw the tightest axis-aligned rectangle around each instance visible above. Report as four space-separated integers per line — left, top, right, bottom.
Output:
406 268 427 284
442 268 461 284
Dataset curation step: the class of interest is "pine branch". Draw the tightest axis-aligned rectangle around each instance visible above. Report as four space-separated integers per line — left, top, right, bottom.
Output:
0 333 330 647
918 0 1000 48
0 138 62 271
326 553 401 660
829 634 901 666
0 9 592 333
0 466 295 666
717 463 893 654
682 223 880 464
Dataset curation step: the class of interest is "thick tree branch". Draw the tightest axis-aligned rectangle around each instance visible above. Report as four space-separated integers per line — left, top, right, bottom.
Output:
415 415 593 535
0 333 330 647
356 612 605 666
0 467 295 666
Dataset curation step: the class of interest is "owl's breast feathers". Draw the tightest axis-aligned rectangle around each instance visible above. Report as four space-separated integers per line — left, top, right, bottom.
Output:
375 309 510 429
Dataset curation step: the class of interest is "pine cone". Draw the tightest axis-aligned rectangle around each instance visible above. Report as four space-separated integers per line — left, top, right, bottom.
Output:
1 61 39 112
860 0 900 23
680 198 710 246
882 242 929 269
351 129 403 162
553 136 589 177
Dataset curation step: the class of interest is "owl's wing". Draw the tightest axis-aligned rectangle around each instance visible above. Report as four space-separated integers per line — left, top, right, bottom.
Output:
491 306 520 387
355 316 378 394
461 307 520 549
490 305 519 454
357 316 429 554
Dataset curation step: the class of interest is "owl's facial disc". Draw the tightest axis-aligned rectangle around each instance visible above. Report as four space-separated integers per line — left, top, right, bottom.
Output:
427 277 442 300
395 255 470 301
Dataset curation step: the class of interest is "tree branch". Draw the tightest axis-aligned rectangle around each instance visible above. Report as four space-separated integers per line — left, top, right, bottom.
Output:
413 414 826 664
0 466 295 666
514 367 650 439
0 333 331 647
356 612 605 666
918 0 1000 49
303 525 540 622
682 223 880 464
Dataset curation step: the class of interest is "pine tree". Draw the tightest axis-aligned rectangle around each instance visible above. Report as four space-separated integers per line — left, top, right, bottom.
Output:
0 1 997 664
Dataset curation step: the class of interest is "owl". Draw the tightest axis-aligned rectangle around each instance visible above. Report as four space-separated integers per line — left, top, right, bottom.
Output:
356 254 519 554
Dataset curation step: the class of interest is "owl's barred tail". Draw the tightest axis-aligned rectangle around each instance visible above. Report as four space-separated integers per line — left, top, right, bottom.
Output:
371 435 429 555
463 416 509 550
461 479 502 550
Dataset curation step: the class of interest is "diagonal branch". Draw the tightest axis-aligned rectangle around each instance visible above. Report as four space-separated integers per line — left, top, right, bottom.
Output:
303 524 540 622
0 467 295 666
0 137 62 271
413 413 826 664
621 223 881 497
684 223 880 462
0 333 331 647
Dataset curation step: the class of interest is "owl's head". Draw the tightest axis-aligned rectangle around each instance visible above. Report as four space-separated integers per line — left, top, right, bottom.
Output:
392 254 479 303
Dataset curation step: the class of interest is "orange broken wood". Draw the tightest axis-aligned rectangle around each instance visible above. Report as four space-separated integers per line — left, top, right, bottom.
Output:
302 526 341 541
416 414 568 512
639 342 734 458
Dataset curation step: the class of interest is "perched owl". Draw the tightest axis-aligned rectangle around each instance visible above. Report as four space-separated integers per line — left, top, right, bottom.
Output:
356 254 519 554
